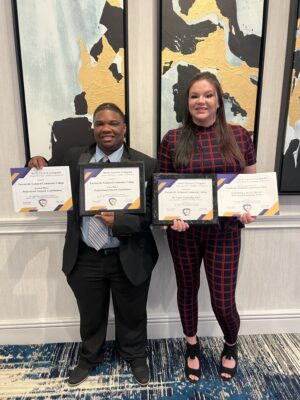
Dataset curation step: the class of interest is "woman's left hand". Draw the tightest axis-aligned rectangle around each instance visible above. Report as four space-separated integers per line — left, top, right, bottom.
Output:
238 213 256 225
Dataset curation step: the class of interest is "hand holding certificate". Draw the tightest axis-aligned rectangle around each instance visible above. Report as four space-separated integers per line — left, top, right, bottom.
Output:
217 172 280 217
10 166 73 212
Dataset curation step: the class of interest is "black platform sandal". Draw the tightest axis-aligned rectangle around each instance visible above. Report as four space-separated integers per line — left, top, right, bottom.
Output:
219 342 238 380
185 337 201 382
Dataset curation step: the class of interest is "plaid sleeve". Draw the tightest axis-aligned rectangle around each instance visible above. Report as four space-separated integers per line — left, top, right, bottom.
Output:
158 130 176 173
242 128 256 166
230 125 256 167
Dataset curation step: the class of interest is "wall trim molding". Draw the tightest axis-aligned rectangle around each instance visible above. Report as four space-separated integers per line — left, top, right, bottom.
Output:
0 217 67 234
245 214 300 229
0 310 299 344
1 214 300 235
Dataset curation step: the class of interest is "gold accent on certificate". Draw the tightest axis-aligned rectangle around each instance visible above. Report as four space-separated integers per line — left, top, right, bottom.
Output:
10 166 73 212
152 173 218 225
217 172 280 217
79 162 145 216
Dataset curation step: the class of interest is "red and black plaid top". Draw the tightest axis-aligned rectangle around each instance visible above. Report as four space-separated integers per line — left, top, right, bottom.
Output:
158 124 256 174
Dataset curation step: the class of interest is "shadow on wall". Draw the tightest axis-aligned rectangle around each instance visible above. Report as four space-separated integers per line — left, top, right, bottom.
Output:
149 228 177 311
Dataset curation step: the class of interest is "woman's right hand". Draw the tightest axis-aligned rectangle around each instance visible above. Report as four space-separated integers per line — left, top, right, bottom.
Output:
28 156 48 169
170 219 190 232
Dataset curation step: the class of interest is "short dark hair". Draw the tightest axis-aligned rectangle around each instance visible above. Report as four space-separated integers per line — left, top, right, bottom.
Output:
93 103 125 122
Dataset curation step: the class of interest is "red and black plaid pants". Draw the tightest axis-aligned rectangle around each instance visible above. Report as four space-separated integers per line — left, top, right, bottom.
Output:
167 220 241 344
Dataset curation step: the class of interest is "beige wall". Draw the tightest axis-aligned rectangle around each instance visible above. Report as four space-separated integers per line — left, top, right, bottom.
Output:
0 0 299 344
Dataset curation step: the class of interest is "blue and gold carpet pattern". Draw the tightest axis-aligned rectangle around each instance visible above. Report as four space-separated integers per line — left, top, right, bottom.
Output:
0 333 299 399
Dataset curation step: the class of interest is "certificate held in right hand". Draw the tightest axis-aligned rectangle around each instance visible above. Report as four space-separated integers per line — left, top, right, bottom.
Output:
217 171 280 221
158 71 256 382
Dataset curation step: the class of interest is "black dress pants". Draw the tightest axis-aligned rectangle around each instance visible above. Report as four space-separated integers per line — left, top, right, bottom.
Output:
67 242 151 368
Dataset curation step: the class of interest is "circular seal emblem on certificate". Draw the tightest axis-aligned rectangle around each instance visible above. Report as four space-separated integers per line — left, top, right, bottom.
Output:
109 197 117 206
243 203 252 212
182 208 191 216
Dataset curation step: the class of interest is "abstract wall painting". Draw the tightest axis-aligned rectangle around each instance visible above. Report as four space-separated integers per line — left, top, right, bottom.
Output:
158 0 268 146
275 0 300 193
12 0 128 163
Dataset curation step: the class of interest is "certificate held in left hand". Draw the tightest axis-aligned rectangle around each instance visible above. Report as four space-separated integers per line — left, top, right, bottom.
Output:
217 172 280 217
10 166 73 212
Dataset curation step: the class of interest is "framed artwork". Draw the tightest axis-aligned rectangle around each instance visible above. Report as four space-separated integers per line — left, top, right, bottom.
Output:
12 0 128 163
158 0 269 148
275 0 300 194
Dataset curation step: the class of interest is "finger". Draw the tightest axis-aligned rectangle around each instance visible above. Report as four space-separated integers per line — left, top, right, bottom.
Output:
28 158 38 168
246 215 256 224
239 215 245 223
240 213 256 224
95 212 111 217
171 219 189 232
171 219 178 231
178 220 186 231
29 157 47 169
179 220 189 231
238 216 245 224
97 214 109 222
101 212 114 217
171 219 179 231
37 158 47 168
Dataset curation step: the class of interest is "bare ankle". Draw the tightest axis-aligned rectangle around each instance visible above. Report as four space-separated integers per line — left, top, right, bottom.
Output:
225 341 237 347
186 335 197 345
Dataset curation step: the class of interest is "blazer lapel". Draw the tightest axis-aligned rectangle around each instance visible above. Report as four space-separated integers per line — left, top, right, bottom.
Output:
121 143 131 162
79 151 93 164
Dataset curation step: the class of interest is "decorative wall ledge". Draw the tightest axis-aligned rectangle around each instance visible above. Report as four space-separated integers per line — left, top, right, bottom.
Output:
0 214 300 234
0 217 67 234
245 214 300 229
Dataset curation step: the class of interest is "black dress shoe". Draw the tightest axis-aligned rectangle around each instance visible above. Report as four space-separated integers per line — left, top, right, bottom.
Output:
67 365 91 386
129 358 149 385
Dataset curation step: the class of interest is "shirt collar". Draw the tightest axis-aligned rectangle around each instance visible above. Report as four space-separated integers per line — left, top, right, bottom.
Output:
95 144 124 162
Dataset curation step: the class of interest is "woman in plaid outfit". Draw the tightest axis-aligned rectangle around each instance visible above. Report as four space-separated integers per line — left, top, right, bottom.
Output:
158 72 256 381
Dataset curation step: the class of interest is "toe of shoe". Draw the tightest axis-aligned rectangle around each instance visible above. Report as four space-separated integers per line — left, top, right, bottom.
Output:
130 363 149 385
68 367 90 386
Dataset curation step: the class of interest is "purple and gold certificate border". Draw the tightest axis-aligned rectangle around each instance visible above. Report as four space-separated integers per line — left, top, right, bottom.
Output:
152 173 218 225
79 162 145 216
10 167 73 212
217 173 280 216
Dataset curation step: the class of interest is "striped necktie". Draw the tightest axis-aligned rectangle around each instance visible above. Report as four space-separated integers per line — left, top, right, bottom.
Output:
87 156 110 250
87 216 109 251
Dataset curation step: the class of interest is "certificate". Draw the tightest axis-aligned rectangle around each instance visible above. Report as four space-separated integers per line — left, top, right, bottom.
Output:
79 162 145 215
10 166 73 212
217 172 280 216
152 173 218 225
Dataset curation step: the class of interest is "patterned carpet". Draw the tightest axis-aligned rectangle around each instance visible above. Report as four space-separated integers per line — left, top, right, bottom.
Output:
0 334 299 399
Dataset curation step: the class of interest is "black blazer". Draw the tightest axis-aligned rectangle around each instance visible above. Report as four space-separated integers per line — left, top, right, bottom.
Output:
54 143 158 286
